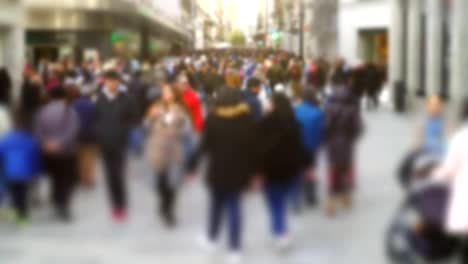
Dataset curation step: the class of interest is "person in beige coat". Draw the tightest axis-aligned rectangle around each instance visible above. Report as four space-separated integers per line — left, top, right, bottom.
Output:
145 83 191 227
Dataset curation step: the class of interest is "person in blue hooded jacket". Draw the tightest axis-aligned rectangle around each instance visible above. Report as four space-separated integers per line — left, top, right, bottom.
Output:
293 87 324 208
0 114 42 225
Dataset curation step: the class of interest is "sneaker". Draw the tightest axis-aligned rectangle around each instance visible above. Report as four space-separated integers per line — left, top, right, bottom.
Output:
275 234 293 251
112 208 127 223
197 235 217 253
225 251 242 264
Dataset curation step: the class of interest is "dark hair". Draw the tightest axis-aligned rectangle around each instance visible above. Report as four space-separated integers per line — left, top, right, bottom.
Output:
216 87 243 107
104 70 120 80
270 93 299 133
247 77 261 91
11 110 27 129
49 86 67 100
302 85 320 105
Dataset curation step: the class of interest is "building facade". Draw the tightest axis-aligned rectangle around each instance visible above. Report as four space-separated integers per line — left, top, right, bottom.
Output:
340 0 468 109
338 0 390 66
391 0 468 108
24 0 192 65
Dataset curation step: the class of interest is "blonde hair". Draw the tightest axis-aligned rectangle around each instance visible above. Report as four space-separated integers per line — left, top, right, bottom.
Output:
426 95 443 115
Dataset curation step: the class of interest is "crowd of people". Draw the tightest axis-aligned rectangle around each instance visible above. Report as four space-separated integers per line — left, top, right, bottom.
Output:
0 50 387 263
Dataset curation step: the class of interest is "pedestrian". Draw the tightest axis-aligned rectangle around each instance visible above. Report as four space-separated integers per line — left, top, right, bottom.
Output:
267 57 286 90
175 74 204 133
324 81 363 217
330 57 349 88
34 86 80 221
0 114 42 227
0 67 12 105
363 62 384 110
432 97 468 262
187 88 258 264
294 87 325 208
71 85 98 188
145 83 191 227
242 77 263 120
416 95 446 157
259 92 310 249
20 67 43 130
287 60 303 101
95 70 136 222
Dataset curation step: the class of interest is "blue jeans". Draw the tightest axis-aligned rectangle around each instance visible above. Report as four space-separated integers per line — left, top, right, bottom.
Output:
208 190 242 251
265 182 292 237
288 175 303 211
0 177 5 205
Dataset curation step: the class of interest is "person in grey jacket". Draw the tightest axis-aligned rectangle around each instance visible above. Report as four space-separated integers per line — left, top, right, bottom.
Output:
34 86 80 221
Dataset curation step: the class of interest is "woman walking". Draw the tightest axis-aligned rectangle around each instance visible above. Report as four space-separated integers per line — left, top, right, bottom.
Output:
146 83 191 227
259 93 310 249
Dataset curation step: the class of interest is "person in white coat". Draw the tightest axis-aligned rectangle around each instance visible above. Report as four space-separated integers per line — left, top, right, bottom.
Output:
433 99 468 262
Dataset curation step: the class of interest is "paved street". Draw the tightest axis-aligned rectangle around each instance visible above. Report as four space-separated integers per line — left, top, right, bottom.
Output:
0 109 415 264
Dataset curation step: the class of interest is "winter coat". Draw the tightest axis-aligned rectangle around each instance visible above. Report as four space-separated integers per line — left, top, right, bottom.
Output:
20 80 42 125
146 103 191 171
188 102 258 193
94 90 136 152
259 113 309 185
128 77 149 120
242 90 262 121
0 130 42 182
34 100 80 155
433 124 468 235
267 64 285 88
295 101 325 155
0 68 11 105
363 64 384 96
325 87 363 169
182 87 204 132
72 96 96 144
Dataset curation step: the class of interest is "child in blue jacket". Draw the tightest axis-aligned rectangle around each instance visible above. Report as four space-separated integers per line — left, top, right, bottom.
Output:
0 115 41 224
294 87 324 208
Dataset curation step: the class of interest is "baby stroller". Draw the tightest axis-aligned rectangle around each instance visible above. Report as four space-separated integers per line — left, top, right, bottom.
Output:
386 150 460 264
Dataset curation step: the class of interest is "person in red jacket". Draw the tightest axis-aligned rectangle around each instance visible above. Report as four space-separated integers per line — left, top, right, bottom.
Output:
175 74 204 133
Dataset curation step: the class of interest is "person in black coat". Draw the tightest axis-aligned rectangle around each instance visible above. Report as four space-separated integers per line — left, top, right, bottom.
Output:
20 70 43 130
324 81 363 217
187 87 258 260
0 67 12 105
259 92 309 248
94 70 136 222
